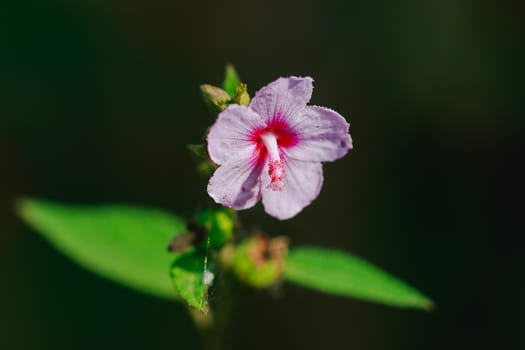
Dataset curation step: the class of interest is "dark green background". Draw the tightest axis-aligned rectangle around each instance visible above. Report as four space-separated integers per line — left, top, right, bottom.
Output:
2 0 523 349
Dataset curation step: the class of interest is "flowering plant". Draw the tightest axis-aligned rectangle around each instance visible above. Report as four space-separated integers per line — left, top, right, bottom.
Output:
17 65 432 346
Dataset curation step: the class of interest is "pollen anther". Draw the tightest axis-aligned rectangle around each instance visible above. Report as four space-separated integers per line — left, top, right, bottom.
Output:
268 159 285 191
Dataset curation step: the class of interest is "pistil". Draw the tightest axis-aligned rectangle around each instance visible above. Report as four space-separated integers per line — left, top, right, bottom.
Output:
261 132 285 191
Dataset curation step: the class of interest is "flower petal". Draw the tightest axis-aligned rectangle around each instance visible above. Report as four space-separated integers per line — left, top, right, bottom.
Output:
207 104 265 165
261 157 323 220
249 77 313 123
285 106 352 162
207 149 264 210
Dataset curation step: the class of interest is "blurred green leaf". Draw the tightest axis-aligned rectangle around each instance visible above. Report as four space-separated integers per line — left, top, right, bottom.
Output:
197 160 218 177
187 144 208 159
222 64 241 97
16 198 185 299
284 247 433 310
170 250 209 313
186 143 217 176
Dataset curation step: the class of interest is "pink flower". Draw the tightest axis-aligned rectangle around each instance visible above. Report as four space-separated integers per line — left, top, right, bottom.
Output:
206 76 352 220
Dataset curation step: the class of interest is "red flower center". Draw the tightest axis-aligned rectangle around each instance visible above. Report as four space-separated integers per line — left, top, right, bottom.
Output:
250 117 298 191
250 118 298 162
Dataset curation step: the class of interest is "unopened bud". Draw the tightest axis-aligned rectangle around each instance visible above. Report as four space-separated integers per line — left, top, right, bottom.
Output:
200 84 231 111
231 234 289 288
233 83 250 106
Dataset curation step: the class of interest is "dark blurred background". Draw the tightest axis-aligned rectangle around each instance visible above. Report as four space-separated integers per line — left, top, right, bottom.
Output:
2 0 524 349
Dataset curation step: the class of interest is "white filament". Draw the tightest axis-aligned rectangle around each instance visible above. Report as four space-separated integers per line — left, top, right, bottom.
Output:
261 132 280 162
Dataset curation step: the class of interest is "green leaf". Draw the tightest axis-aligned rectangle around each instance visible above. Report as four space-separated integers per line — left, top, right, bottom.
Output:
284 247 433 310
186 143 217 176
170 250 210 313
196 161 218 177
222 64 241 97
16 198 185 300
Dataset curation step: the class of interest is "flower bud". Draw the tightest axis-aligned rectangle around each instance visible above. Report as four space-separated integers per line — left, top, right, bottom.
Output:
233 83 250 106
200 84 231 111
231 234 289 288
